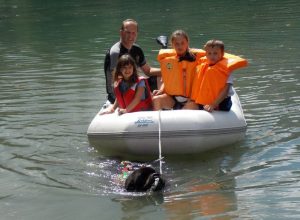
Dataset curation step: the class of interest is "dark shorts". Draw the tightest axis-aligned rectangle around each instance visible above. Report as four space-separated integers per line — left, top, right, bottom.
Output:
198 96 232 111
107 93 115 104
173 96 188 110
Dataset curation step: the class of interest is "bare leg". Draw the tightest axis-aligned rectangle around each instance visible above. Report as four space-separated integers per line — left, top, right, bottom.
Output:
152 94 175 110
182 100 199 110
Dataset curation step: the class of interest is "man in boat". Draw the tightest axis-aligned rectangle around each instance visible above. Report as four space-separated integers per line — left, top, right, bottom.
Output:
104 19 161 104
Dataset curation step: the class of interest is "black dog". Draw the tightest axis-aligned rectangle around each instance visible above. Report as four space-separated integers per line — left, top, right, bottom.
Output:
125 166 165 192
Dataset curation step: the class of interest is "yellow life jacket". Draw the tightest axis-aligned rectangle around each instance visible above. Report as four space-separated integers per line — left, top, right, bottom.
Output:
158 48 206 97
191 53 248 105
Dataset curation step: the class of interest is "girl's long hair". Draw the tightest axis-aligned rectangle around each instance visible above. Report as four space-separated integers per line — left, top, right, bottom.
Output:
113 54 138 87
170 29 189 45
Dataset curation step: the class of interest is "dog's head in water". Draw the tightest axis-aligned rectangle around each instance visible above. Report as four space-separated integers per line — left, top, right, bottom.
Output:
125 166 165 192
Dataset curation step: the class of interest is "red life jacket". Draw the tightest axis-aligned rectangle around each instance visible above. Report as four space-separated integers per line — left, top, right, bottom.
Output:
114 77 152 112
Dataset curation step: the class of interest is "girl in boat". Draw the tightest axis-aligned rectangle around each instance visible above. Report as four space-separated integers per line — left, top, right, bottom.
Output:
152 30 205 110
100 54 152 115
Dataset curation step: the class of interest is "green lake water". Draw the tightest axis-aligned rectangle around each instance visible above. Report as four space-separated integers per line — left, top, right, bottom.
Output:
1 0 299 219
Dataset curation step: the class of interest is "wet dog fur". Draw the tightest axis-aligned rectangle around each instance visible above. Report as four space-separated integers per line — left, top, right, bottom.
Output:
125 166 165 192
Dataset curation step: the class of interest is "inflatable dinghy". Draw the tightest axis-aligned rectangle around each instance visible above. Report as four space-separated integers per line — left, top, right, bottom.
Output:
87 89 247 158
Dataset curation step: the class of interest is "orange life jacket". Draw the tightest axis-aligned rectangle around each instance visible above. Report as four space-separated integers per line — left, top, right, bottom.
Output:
114 77 152 112
158 48 206 97
191 53 248 105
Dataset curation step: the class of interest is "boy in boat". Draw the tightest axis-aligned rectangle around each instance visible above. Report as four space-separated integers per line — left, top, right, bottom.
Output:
185 39 247 112
100 54 152 115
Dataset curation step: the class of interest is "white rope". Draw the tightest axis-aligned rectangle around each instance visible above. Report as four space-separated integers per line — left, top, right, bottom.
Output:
158 110 162 174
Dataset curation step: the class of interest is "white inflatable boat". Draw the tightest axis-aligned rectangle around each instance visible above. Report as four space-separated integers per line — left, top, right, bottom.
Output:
87 90 247 159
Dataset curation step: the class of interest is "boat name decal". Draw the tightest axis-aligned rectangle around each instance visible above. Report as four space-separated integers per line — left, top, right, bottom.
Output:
134 117 154 127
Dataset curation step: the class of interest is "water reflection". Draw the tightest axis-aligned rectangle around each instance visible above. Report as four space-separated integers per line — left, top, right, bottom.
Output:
113 195 165 220
165 182 235 219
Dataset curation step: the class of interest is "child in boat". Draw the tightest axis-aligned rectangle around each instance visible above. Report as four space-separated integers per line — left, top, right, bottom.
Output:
100 54 152 115
152 30 205 110
186 39 246 112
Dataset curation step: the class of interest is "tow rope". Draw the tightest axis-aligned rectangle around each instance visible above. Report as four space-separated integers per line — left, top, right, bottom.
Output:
158 110 163 174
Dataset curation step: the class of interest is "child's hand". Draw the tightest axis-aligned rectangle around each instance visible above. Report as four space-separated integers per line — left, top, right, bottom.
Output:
204 104 215 112
152 89 162 96
99 107 115 115
118 108 127 115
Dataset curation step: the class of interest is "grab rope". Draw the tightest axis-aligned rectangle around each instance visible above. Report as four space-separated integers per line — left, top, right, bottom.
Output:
158 110 163 174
